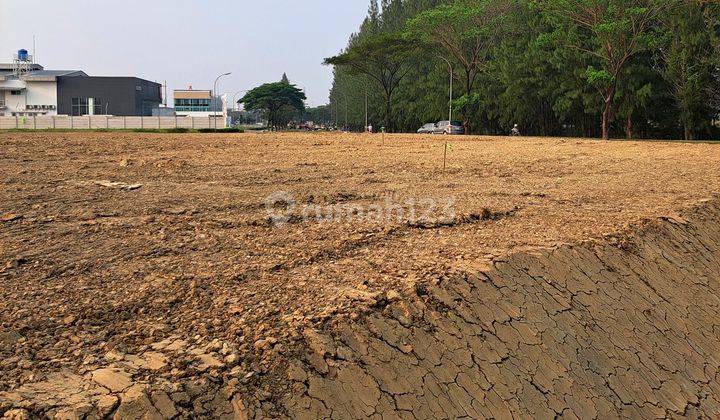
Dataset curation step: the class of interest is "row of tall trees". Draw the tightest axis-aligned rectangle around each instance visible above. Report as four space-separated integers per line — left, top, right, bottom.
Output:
325 0 720 140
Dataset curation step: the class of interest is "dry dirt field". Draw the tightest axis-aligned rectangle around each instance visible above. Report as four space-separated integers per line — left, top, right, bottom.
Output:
1 131 720 418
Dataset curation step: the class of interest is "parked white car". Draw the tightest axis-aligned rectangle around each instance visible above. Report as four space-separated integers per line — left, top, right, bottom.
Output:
433 121 463 135
417 123 436 134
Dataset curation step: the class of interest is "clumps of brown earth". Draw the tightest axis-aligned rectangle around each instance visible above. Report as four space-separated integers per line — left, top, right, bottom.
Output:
1 132 719 418
0 334 253 418
274 201 720 418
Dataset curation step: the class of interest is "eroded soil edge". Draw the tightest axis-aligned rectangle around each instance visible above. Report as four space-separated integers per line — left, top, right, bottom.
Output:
3 197 720 419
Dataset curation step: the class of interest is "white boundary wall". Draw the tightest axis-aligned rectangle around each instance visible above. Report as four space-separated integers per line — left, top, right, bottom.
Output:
0 115 227 130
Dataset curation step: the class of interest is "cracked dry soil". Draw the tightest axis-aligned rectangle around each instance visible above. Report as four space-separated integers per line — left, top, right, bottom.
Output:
1 132 719 419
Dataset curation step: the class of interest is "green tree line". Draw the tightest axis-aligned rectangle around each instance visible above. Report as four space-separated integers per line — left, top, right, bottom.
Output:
326 0 720 140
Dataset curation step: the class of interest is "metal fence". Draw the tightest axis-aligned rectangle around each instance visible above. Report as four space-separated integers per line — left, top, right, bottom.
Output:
0 115 227 130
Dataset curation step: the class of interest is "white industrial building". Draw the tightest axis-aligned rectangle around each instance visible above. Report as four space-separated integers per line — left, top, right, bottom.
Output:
0 51 86 116
0 49 161 117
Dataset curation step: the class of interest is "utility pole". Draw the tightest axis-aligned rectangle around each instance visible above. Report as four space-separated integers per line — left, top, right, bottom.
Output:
213 72 231 130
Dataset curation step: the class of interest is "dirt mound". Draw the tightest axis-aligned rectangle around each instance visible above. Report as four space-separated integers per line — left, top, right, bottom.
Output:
1 132 719 418
272 199 720 418
2 198 718 418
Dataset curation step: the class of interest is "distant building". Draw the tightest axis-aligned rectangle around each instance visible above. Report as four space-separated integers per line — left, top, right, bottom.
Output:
0 59 86 116
57 77 162 116
173 88 225 118
0 49 162 117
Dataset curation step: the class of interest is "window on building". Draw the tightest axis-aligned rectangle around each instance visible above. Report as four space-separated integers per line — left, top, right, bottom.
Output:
71 98 88 116
174 97 212 112
10 90 22 96
70 98 104 115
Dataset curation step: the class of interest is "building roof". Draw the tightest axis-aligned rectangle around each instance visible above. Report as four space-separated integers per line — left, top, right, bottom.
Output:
174 90 212 100
21 70 87 81
0 68 87 82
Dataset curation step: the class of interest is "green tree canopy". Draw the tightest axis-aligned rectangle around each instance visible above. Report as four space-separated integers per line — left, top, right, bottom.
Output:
327 0 720 139
324 32 418 131
536 0 668 139
406 0 511 132
239 82 306 130
659 0 716 140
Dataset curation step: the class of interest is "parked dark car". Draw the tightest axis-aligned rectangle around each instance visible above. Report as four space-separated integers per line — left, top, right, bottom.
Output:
433 121 463 135
417 123 436 134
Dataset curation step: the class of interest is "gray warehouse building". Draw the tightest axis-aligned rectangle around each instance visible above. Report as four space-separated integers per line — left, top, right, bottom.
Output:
57 77 162 116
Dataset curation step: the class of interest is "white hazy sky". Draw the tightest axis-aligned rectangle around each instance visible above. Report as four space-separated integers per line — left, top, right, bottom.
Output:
0 0 369 106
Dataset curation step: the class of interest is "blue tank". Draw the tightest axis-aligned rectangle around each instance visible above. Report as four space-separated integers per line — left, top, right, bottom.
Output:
18 49 28 61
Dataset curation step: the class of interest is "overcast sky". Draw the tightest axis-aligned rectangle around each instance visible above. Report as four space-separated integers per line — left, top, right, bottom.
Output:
0 0 368 106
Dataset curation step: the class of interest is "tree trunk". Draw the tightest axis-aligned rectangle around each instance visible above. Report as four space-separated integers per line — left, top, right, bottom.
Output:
625 114 633 140
601 83 617 140
463 72 472 135
385 97 392 133
684 122 692 141
601 107 610 140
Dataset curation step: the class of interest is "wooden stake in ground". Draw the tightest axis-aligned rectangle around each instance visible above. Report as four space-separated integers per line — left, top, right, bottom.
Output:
442 141 455 172
443 140 448 172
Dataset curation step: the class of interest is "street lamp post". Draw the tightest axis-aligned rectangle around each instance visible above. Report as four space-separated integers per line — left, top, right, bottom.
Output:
213 72 231 129
439 57 453 122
